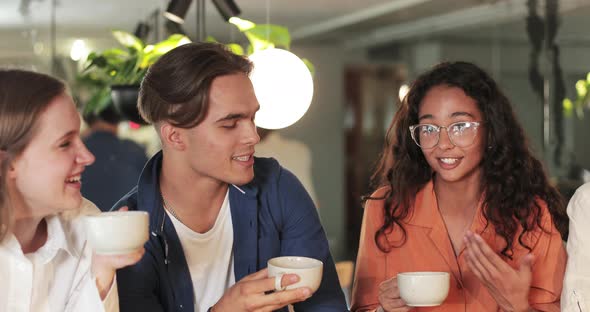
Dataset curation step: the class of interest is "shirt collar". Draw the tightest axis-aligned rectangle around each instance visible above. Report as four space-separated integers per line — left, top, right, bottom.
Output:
35 215 78 263
405 180 487 235
0 214 77 262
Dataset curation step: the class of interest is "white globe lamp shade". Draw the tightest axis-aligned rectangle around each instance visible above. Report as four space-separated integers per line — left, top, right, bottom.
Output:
248 48 314 129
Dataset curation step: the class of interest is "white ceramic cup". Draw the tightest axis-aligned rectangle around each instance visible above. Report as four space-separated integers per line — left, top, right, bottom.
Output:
397 271 450 307
267 256 323 293
85 211 149 255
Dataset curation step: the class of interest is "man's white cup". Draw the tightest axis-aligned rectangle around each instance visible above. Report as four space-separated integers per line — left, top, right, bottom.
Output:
397 272 450 307
85 211 149 255
267 256 323 293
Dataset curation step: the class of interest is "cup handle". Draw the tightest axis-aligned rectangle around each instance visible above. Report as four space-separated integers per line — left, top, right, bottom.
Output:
274 272 286 291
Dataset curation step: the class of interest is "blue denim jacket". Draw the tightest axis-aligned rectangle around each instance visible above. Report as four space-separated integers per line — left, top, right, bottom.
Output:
114 151 347 312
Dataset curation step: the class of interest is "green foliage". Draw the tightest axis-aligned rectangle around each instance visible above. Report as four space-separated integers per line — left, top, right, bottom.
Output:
78 31 190 115
563 72 590 119
78 18 314 116
228 17 314 74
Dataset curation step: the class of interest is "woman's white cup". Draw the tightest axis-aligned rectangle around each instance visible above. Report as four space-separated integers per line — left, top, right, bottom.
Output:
397 271 450 307
267 256 323 293
85 211 149 255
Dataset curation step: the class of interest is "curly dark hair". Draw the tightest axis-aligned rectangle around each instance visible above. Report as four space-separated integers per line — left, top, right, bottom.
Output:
369 61 568 258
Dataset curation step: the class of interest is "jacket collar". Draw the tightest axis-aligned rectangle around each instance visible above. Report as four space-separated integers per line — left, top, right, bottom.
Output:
136 151 165 235
137 151 260 235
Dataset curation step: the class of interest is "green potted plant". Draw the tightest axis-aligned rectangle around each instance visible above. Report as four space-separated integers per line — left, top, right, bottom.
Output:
78 18 313 124
78 31 190 124
212 17 315 75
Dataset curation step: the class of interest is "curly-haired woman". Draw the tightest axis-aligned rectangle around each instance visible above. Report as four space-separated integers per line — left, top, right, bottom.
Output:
351 61 568 312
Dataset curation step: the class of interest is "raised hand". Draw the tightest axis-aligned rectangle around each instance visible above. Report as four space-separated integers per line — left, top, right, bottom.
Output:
211 268 312 312
92 248 145 298
378 276 412 312
91 206 146 299
464 231 534 312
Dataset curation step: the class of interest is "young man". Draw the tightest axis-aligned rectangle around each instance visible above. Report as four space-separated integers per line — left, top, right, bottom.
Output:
114 43 347 312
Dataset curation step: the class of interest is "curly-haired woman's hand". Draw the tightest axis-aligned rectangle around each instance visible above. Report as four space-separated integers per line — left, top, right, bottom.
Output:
377 276 413 312
464 231 536 312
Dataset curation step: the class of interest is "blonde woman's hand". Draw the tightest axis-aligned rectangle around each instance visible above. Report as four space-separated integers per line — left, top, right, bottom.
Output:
92 248 145 299
378 276 412 312
464 231 534 312
91 206 145 299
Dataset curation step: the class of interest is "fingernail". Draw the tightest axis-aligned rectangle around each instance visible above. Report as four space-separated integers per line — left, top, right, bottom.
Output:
289 275 299 282
302 288 311 297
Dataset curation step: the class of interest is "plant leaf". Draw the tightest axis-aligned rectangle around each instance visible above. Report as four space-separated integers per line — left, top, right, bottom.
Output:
575 80 588 98
229 17 256 32
226 43 244 55
141 34 191 68
83 87 112 115
112 30 144 52
244 24 291 52
563 98 573 118
301 58 315 77
206 36 218 43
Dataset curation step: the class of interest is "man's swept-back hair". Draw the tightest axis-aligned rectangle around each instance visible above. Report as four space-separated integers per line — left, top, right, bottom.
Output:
138 42 253 128
369 61 568 258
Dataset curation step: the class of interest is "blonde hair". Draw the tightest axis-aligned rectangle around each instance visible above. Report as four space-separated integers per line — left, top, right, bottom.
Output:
0 69 65 240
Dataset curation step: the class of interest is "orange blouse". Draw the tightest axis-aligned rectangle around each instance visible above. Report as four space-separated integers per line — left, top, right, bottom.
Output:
351 181 566 312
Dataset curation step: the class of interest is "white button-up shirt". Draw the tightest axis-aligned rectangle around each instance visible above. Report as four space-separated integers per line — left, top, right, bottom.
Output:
563 182 590 312
0 199 117 312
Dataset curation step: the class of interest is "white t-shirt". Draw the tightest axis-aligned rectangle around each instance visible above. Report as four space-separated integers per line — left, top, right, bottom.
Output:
0 198 118 312
166 190 235 312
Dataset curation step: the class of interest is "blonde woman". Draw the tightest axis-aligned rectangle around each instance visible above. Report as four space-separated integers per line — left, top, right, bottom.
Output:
0 69 143 311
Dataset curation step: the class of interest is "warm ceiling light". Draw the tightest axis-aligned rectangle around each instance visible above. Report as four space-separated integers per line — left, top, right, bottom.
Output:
212 0 241 21
249 49 314 130
70 39 88 61
163 0 192 24
398 84 410 102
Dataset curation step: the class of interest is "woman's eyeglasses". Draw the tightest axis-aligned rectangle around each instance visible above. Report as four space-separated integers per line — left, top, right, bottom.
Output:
409 121 481 149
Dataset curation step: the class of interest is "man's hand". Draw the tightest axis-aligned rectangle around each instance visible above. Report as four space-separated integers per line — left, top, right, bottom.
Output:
212 268 312 312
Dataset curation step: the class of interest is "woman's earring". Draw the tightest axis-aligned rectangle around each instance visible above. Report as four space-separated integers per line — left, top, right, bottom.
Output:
487 145 492 150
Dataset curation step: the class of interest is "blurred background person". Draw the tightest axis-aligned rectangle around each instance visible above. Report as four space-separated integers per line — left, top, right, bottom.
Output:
255 128 319 208
81 105 147 211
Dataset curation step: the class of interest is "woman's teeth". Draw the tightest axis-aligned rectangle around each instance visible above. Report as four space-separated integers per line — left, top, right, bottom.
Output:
233 155 250 161
66 176 81 183
440 158 459 164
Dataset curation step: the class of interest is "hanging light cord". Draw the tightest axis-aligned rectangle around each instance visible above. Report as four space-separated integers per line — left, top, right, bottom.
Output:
265 0 270 42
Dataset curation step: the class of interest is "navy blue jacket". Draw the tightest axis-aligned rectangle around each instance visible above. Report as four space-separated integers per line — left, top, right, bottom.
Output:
114 151 347 312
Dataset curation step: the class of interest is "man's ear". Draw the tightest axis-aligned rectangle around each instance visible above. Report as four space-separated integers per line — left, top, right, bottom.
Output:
6 163 17 179
160 123 186 151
